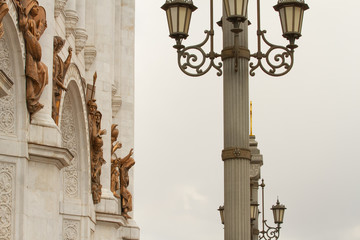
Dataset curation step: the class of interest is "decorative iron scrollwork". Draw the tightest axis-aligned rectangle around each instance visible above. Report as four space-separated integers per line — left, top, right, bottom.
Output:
250 30 294 77
177 30 222 77
259 220 281 240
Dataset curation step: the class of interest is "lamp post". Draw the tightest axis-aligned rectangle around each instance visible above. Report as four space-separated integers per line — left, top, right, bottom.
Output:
162 1 308 240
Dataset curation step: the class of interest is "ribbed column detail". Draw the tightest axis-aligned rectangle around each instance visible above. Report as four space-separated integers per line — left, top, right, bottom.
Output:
222 10 250 240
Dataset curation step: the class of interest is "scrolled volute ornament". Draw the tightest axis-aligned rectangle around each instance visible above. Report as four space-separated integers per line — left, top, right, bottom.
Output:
177 30 222 77
259 220 281 240
250 30 294 77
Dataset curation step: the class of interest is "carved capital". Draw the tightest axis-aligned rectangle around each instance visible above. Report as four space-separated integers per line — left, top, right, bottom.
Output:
112 85 122 118
222 147 251 161
54 0 68 18
75 28 88 54
84 45 97 71
65 9 78 37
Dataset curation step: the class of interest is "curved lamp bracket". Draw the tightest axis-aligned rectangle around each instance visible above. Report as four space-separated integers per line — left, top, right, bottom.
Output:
177 30 222 77
249 30 294 77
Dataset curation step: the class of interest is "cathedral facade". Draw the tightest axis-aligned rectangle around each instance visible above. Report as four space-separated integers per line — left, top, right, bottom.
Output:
0 0 139 239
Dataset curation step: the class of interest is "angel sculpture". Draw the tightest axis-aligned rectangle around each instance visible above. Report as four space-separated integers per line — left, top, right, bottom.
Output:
15 0 48 116
0 0 9 38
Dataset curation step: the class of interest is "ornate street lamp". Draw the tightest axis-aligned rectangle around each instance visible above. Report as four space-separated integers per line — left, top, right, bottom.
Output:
161 0 198 49
223 0 249 24
250 201 259 221
274 0 309 49
162 1 306 239
257 179 286 240
271 199 286 225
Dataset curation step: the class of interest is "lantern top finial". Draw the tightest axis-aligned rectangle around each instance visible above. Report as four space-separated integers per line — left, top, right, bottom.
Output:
161 0 197 11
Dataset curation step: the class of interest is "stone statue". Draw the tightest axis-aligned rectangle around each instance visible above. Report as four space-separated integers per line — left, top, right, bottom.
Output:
110 124 135 219
110 124 122 198
14 0 48 116
119 148 135 219
88 72 106 204
0 0 9 38
52 36 72 124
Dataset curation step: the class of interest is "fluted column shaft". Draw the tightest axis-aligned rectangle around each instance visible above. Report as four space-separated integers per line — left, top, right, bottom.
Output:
31 0 55 126
222 16 250 240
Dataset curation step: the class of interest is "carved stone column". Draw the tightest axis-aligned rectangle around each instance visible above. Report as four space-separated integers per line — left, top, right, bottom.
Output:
84 0 96 71
30 0 58 132
75 0 87 54
93 0 117 214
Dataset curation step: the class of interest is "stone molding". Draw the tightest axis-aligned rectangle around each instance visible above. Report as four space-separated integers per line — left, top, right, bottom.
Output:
96 212 126 227
28 142 73 169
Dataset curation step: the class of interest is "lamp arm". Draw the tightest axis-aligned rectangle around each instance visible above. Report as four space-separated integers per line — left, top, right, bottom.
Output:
177 30 222 77
259 220 281 240
249 30 294 77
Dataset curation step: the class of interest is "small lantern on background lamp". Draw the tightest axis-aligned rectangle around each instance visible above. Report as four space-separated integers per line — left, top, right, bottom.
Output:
218 205 225 225
161 0 197 43
274 0 309 49
271 199 286 225
250 201 259 221
223 0 249 24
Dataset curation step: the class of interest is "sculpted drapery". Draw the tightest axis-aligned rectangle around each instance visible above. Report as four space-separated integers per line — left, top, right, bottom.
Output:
0 0 9 38
15 0 48 116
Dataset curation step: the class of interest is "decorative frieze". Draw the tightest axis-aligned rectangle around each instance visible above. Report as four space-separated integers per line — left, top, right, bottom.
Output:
0 37 15 136
61 93 79 198
0 162 15 240
63 219 80 240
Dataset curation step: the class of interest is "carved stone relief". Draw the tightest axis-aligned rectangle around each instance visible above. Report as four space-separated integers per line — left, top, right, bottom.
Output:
65 9 78 38
84 45 96 71
0 37 16 136
61 93 79 198
75 28 87 54
0 0 9 38
53 36 72 124
13 0 48 117
0 162 15 240
54 0 68 18
88 73 106 204
63 219 80 240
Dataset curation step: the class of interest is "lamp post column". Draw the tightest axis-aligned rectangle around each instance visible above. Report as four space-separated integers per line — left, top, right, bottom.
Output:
222 15 251 240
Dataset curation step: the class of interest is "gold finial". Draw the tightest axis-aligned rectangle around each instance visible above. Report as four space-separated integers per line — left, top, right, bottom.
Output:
250 101 253 136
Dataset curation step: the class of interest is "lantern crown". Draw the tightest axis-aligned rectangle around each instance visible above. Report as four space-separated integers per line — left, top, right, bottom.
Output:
161 0 197 42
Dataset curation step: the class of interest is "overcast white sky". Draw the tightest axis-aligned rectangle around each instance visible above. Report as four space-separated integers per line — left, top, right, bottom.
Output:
134 1 360 240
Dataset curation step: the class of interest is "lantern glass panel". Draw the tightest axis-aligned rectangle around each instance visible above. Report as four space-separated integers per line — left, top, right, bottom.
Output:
166 9 173 34
279 8 286 33
294 6 301 32
170 7 178 33
185 8 192 33
178 6 187 33
285 6 293 32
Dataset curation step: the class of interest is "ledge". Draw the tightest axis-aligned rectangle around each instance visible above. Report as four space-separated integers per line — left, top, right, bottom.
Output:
28 142 73 169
